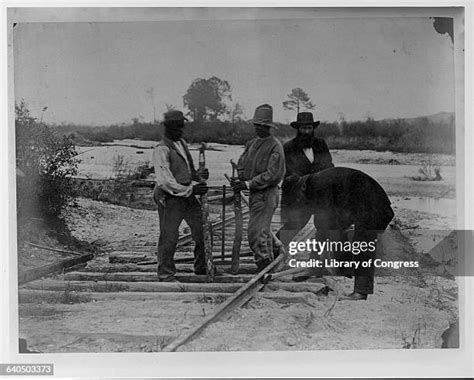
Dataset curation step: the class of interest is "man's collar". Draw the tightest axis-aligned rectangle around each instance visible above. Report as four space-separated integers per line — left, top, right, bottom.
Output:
163 136 183 145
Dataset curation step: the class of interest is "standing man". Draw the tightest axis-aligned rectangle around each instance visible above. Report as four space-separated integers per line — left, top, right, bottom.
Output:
231 104 285 271
278 111 334 247
152 110 209 282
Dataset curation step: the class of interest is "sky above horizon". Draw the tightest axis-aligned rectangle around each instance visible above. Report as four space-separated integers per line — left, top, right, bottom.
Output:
13 11 455 126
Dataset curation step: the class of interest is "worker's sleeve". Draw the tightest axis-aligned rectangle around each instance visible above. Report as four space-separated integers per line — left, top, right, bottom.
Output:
283 145 300 181
153 146 193 198
236 141 251 179
248 147 286 191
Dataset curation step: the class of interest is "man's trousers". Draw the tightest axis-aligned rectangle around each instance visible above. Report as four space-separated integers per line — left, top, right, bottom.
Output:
157 195 206 281
279 202 379 295
278 200 313 247
247 186 279 267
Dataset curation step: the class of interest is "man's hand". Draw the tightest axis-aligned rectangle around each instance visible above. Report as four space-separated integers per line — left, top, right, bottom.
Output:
197 167 209 180
192 183 208 196
286 173 300 184
282 173 300 193
230 178 247 192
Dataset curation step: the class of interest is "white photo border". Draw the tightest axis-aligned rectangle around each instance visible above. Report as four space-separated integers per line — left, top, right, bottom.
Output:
1 2 473 378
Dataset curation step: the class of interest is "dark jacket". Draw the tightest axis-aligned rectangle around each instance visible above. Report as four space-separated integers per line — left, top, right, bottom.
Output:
281 137 334 204
305 167 394 231
283 137 333 178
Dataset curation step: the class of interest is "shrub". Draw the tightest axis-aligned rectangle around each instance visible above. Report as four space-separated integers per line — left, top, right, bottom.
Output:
15 100 79 221
96 155 143 206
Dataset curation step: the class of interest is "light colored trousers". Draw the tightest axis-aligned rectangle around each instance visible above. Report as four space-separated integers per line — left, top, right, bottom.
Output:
247 186 279 265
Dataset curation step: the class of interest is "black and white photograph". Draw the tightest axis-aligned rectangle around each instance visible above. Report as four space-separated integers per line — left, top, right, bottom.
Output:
2 4 473 378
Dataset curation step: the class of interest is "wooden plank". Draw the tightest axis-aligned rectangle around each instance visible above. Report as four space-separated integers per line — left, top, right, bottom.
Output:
265 282 330 295
18 252 94 285
87 262 250 272
136 251 255 265
63 272 256 283
163 254 284 352
220 184 226 260
83 263 259 274
19 289 318 305
18 289 232 303
23 279 243 293
109 253 152 264
24 242 82 256
231 186 243 274
85 263 157 273
198 144 215 282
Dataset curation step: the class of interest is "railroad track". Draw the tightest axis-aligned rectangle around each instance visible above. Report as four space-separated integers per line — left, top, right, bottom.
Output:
19 201 329 352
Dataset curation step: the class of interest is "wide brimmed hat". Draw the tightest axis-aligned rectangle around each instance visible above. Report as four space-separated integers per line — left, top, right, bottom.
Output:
249 104 277 128
290 112 320 129
163 110 188 123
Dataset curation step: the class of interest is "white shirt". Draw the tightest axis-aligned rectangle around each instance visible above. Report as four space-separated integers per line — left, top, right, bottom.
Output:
303 148 314 163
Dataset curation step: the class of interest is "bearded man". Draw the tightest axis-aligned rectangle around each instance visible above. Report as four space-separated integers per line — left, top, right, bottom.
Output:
278 112 334 248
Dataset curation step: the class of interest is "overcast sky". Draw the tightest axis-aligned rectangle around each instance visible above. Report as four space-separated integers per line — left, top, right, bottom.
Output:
13 10 455 125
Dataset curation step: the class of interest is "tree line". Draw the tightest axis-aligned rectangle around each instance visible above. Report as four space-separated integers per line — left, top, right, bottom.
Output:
41 75 454 154
51 113 454 154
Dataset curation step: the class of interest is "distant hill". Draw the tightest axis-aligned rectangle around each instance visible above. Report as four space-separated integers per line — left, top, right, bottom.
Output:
407 111 455 126
379 111 455 127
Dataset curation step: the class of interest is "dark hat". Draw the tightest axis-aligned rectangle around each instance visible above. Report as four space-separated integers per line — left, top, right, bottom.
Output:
163 110 188 123
290 112 320 129
249 104 277 128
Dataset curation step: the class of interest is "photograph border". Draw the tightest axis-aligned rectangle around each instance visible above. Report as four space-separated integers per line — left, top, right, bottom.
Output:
1 2 473 378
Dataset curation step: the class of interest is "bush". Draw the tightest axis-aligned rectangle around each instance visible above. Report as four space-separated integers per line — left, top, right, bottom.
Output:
15 100 79 220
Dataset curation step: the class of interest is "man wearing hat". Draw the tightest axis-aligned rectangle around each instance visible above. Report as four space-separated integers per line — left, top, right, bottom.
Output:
231 104 286 271
278 112 334 255
152 110 209 282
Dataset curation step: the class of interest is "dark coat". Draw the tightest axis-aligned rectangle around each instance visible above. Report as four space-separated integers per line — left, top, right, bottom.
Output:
281 137 334 205
283 137 334 178
305 167 394 231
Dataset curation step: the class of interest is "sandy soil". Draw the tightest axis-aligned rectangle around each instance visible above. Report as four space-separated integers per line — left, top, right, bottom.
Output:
17 145 459 353
17 193 458 352
19 296 219 352
18 272 456 353
185 277 455 351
